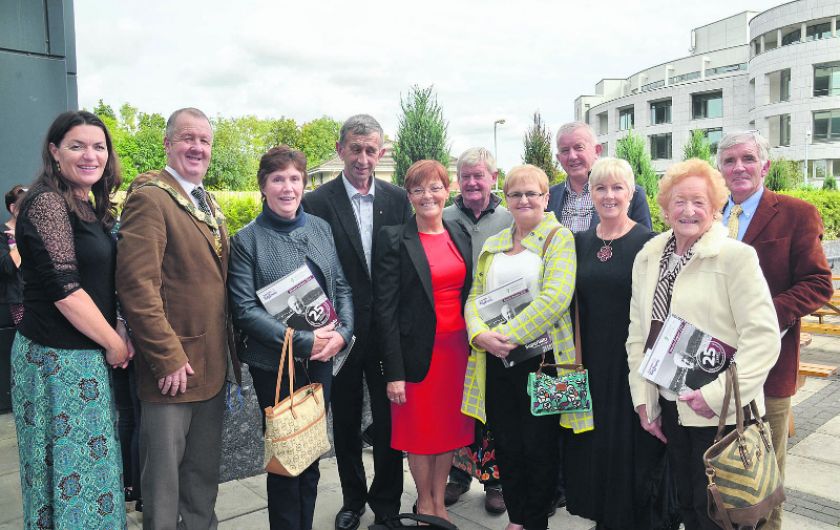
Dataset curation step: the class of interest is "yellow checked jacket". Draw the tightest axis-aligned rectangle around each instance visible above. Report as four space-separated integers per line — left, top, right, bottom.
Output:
461 212 594 433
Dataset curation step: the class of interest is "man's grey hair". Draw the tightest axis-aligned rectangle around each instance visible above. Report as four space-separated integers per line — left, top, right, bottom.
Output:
165 108 212 139
457 147 497 177
556 121 598 147
339 114 384 147
716 131 771 166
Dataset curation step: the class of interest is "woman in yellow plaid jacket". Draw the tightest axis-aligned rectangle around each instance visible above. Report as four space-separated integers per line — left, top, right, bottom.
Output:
460 164 591 530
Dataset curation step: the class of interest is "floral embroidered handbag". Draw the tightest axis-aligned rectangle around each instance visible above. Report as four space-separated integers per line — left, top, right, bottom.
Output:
527 300 592 415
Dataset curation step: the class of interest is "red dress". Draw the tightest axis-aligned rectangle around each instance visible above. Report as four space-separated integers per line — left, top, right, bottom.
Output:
391 231 475 454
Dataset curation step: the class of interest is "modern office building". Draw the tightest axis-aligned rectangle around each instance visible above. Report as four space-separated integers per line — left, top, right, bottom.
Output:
574 0 840 183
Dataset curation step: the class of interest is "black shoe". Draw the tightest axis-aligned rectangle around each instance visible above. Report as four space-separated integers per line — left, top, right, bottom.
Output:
135 499 143 513
444 481 469 506
335 507 364 530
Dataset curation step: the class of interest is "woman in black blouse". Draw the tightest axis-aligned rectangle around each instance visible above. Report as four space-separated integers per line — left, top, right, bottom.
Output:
11 111 132 529
0 185 26 327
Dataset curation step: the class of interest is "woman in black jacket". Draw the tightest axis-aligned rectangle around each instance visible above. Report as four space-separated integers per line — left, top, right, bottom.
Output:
228 145 354 530
374 160 473 522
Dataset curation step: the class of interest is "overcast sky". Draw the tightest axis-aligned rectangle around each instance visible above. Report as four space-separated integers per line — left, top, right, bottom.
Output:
75 0 782 170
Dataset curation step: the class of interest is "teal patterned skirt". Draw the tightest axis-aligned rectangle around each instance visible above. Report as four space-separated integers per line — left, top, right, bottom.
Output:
11 333 126 529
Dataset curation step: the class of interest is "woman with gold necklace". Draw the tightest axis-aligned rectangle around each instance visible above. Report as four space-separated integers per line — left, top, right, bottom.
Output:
562 158 672 529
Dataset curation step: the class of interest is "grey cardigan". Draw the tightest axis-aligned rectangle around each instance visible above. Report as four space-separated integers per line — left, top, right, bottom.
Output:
228 208 354 375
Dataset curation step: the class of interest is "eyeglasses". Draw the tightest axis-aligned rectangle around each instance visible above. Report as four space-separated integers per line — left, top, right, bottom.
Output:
505 191 545 201
409 185 446 197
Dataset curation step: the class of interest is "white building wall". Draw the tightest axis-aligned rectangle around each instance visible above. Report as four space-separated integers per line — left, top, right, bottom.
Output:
576 0 840 181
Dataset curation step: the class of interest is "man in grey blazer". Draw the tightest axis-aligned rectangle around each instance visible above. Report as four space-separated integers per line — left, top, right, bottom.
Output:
302 114 411 530
441 147 511 514
547 121 651 233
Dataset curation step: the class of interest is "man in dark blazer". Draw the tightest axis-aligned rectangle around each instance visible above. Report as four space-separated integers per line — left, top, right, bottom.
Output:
718 130 834 530
117 108 240 529
547 121 651 233
302 114 411 530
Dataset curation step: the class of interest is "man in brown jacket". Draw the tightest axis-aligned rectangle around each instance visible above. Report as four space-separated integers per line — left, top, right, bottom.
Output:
117 107 238 529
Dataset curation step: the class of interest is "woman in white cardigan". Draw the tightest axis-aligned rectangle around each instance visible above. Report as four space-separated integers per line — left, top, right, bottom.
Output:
626 159 780 530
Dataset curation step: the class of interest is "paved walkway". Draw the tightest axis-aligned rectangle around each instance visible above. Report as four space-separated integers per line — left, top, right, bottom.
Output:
2 331 840 529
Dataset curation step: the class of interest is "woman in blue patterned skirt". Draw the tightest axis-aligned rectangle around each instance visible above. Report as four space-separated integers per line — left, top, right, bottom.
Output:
11 111 132 529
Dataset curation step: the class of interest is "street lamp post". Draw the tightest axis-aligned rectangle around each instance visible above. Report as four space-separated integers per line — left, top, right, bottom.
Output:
493 118 506 192
804 129 812 186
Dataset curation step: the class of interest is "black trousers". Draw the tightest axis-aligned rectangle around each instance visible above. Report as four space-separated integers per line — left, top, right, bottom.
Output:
486 354 558 530
330 336 403 518
113 362 142 497
660 399 735 530
250 360 333 530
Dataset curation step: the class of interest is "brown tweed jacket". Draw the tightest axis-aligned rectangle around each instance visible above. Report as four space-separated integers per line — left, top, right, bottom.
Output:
116 170 237 403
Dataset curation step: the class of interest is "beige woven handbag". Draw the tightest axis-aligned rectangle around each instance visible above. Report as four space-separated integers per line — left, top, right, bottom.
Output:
264 327 331 477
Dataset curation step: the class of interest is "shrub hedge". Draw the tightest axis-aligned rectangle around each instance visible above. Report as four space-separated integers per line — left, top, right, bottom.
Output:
125 189 840 241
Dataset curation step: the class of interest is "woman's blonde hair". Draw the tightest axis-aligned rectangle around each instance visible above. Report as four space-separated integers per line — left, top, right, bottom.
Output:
657 158 728 219
504 164 549 195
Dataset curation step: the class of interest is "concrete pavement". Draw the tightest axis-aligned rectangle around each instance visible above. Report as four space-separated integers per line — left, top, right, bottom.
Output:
2 331 840 529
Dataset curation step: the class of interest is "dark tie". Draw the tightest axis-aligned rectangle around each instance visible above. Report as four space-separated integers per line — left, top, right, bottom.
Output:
191 186 212 216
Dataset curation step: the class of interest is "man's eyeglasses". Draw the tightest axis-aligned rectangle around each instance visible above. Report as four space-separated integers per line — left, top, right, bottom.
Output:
505 191 545 201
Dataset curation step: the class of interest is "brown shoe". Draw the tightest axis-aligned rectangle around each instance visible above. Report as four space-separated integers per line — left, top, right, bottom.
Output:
444 482 469 506
484 488 506 514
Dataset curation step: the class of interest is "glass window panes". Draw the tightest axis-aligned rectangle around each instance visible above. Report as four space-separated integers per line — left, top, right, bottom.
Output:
649 133 672 160
704 128 723 153
692 91 723 119
619 106 634 131
650 100 672 125
781 28 801 46
814 62 840 97
807 22 831 41
813 109 840 142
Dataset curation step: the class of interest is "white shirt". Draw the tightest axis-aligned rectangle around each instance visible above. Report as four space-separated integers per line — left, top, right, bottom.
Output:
341 173 376 274
166 165 204 210
487 250 542 295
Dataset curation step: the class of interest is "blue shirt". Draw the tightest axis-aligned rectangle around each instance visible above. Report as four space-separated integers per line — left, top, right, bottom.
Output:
722 186 764 241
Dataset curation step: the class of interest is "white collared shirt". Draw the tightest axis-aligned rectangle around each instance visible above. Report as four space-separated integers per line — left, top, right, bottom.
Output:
341 173 376 274
166 165 204 210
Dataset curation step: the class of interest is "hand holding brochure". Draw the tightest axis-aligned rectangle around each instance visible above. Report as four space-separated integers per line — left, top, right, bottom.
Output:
638 314 735 394
475 277 553 368
256 263 354 370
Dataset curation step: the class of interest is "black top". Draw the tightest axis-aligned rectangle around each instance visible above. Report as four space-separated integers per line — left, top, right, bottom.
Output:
16 190 116 349
564 222 664 528
0 222 23 307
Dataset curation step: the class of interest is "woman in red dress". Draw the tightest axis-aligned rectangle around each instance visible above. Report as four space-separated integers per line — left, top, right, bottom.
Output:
374 160 475 521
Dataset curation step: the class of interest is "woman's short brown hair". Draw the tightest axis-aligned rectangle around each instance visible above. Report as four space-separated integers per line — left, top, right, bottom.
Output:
404 160 450 192
257 145 308 191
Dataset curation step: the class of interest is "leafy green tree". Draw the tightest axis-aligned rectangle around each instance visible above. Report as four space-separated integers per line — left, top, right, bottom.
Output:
263 118 300 151
522 111 559 183
822 173 837 190
393 85 451 186
765 158 802 191
299 117 341 168
93 99 116 121
616 130 658 197
682 129 713 164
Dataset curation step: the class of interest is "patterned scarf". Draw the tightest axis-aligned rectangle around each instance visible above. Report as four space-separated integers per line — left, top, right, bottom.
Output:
651 234 695 323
